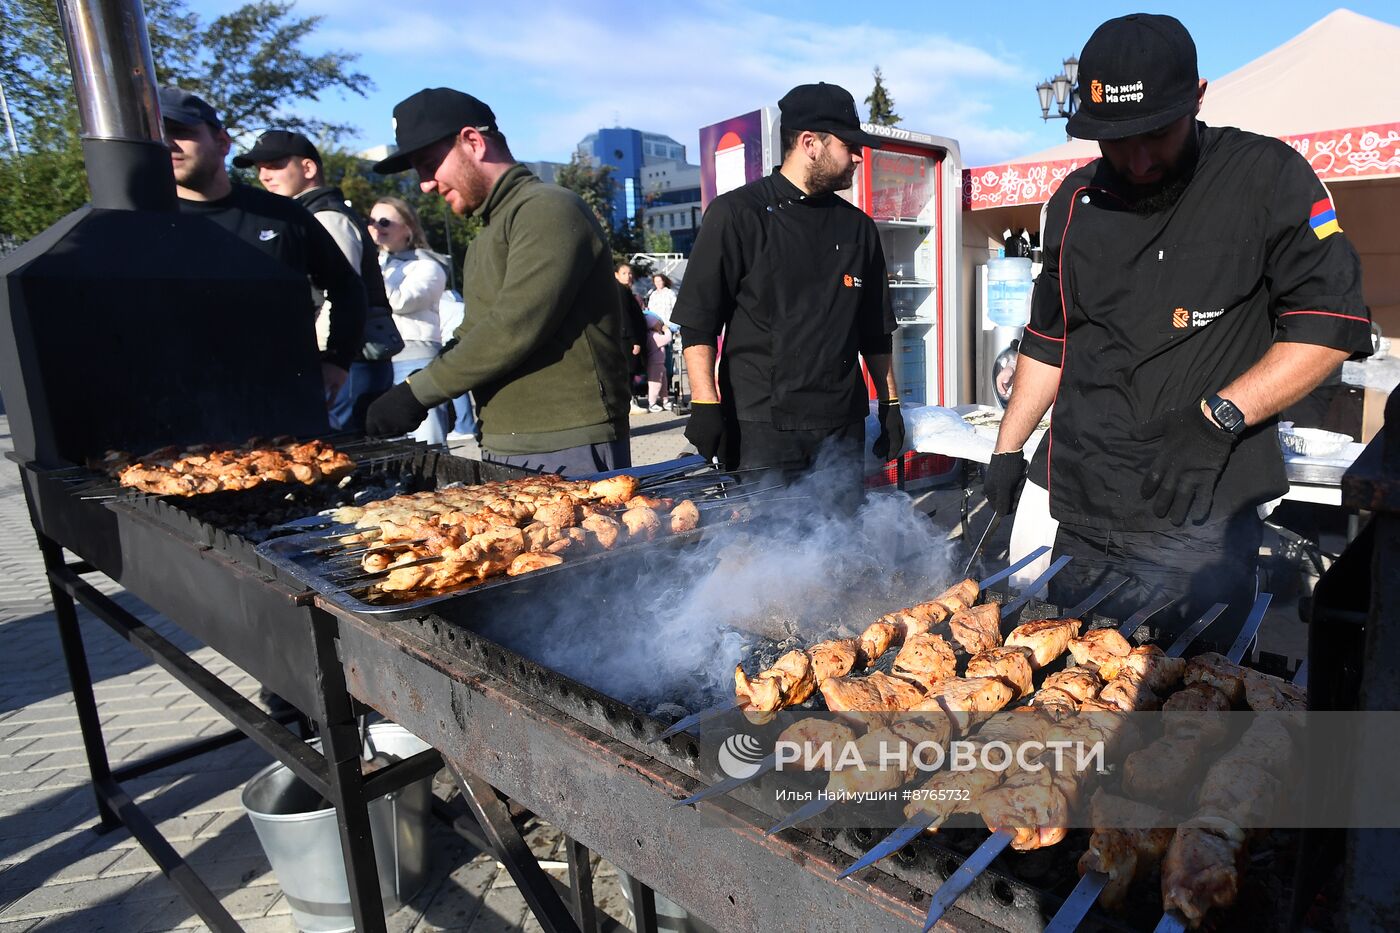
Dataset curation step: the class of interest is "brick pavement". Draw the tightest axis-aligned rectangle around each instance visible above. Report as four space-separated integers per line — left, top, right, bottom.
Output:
0 416 672 932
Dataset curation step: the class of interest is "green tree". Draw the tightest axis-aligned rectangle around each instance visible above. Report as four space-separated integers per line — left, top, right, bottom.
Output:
865 66 901 126
0 0 370 245
555 152 616 234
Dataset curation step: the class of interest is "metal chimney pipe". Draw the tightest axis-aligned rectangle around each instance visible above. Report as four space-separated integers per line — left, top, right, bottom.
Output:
56 0 176 211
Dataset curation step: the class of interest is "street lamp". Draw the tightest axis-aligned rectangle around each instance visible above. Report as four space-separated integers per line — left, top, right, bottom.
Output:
1036 55 1080 138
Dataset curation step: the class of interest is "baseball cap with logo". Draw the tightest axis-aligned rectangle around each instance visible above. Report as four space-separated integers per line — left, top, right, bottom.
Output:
372 88 497 174
1066 13 1199 141
778 82 884 151
232 129 322 168
159 86 222 129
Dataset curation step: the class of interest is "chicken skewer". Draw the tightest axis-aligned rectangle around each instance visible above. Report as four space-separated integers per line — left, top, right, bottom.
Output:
651 547 1051 745
917 599 1241 933
837 590 1164 880
1044 593 1277 933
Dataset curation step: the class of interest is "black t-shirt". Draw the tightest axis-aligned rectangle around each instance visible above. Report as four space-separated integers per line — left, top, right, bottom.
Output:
1020 123 1370 531
672 170 896 430
178 184 367 369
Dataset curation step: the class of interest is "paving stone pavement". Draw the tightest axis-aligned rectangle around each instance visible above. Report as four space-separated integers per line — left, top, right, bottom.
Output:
0 415 671 932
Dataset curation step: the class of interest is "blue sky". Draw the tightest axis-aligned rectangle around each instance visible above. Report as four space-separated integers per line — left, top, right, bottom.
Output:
184 1 1398 168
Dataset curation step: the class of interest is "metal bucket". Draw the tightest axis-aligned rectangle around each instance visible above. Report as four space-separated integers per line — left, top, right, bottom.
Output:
241 723 433 932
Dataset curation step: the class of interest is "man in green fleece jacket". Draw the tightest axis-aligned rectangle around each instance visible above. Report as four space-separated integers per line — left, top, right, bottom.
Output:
365 88 631 474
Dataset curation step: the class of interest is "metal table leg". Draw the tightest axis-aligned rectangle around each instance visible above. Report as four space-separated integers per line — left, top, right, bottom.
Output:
566 837 598 933
625 874 659 933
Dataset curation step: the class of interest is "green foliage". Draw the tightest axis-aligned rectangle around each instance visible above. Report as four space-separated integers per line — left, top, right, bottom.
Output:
865 66 901 127
643 227 674 254
554 153 653 264
0 0 369 246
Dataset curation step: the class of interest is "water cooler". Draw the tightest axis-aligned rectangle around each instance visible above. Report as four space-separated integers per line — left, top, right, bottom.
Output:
976 255 1035 408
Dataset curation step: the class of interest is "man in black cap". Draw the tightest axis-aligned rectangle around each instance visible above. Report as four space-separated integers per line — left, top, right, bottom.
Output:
670 81 904 490
160 88 367 404
363 88 631 474
234 130 401 429
983 14 1370 642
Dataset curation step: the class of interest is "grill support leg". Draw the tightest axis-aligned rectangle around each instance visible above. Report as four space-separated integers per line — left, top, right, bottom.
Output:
626 874 659 933
565 837 597 933
310 608 390 933
36 534 119 829
448 764 582 933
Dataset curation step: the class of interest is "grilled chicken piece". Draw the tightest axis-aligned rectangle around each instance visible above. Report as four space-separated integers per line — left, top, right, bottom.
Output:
1005 617 1082 669
1068 626 1135 670
1099 645 1186 695
621 505 661 541
580 512 622 550
1124 734 1209 800
1163 683 1231 742
856 622 900 667
821 671 927 713
1196 759 1284 826
933 577 979 613
947 604 1002 655
587 474 639 506
546 527 590 554
1042 666 1105 703
827 726 918 794
1097 668 1163 713
806 638 861 684
777 717 857 767
1182 652 1247 706
1242 669 1307 712
1028 686 1081 719
668 499 700 534
506 551 565 575
1222 717 1294 778
903 767 1000 829
1081 791 1176 911
912 677 1014 716
531 498 578 530
980 769 1074 850
965 646 1035 699
1161 818 1247 928
735 649 814 712
891 633 958 689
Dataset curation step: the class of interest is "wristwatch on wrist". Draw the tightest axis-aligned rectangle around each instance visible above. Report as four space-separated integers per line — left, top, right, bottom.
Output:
1206 393 1247 435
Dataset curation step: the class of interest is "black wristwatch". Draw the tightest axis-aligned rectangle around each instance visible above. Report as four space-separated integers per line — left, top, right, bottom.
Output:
1206 393 1247 435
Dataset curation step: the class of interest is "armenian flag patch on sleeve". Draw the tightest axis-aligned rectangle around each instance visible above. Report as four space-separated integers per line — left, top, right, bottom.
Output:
1309 197 1342 240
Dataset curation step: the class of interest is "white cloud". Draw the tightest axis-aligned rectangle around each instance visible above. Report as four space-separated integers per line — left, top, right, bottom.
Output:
311 0 1038 165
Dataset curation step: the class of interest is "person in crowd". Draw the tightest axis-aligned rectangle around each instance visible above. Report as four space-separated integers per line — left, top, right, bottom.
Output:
367 196 452 445
364 88 630 474
161 88 366 406
670 82 905 484
983 13 1370 643
233 129 400 429
643 308 670 412
615 261 649 412
647 273 678 327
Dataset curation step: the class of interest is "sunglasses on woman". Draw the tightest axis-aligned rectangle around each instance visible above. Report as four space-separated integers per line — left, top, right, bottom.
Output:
370 216 398 228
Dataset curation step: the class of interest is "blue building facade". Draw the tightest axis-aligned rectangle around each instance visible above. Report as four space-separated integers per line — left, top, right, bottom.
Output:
577 129 688 231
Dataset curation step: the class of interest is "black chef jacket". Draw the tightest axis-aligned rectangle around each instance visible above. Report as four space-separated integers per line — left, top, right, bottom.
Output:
671 170 896 430
1021 123 1369 532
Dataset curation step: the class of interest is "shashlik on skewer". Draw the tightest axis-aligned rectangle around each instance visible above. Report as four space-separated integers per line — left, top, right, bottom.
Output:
100 437 355 496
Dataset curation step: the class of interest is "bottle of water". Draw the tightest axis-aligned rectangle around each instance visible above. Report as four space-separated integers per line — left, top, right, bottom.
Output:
987 256 1033 327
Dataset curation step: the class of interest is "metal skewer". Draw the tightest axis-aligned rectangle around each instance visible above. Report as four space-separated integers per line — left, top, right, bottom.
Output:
921 828 1017 930
651 546 1054 745
961 512 1002 578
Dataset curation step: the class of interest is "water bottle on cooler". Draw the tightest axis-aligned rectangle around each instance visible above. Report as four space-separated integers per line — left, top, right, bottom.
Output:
987 256 1033 327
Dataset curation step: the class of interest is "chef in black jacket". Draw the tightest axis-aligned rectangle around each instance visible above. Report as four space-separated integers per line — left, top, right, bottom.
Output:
672 82 904 492
984 14 1370 641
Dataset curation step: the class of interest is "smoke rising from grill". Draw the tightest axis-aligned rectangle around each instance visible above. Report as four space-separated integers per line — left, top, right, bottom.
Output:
475 445 955 714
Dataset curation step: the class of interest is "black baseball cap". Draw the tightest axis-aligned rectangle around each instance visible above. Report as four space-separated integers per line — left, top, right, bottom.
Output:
372 88 497 174
778 82 884 151
232 129 322 168
1067 13 1200 141
159 86 221 129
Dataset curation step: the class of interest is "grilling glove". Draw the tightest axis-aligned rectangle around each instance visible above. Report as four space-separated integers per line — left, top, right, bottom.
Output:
873 400 906 461
983 450 1027 515
365 381 429 438
685 401 727 463
1134 406 1239 526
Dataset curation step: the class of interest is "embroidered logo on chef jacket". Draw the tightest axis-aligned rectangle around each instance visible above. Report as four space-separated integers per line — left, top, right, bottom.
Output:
258 229 278 241
1171 306 1225 329
842 274 863 288
1310 197 1342 240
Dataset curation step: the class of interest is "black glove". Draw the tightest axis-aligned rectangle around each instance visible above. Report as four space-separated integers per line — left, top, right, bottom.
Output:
1134 405 1239 526
364 381 429 438
983 450 1027 515
873 400 906 461
685 401 727 462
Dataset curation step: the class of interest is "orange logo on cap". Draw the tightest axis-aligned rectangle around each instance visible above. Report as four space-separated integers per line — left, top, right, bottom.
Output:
1090 79 1104 104
1172 307 1190 328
